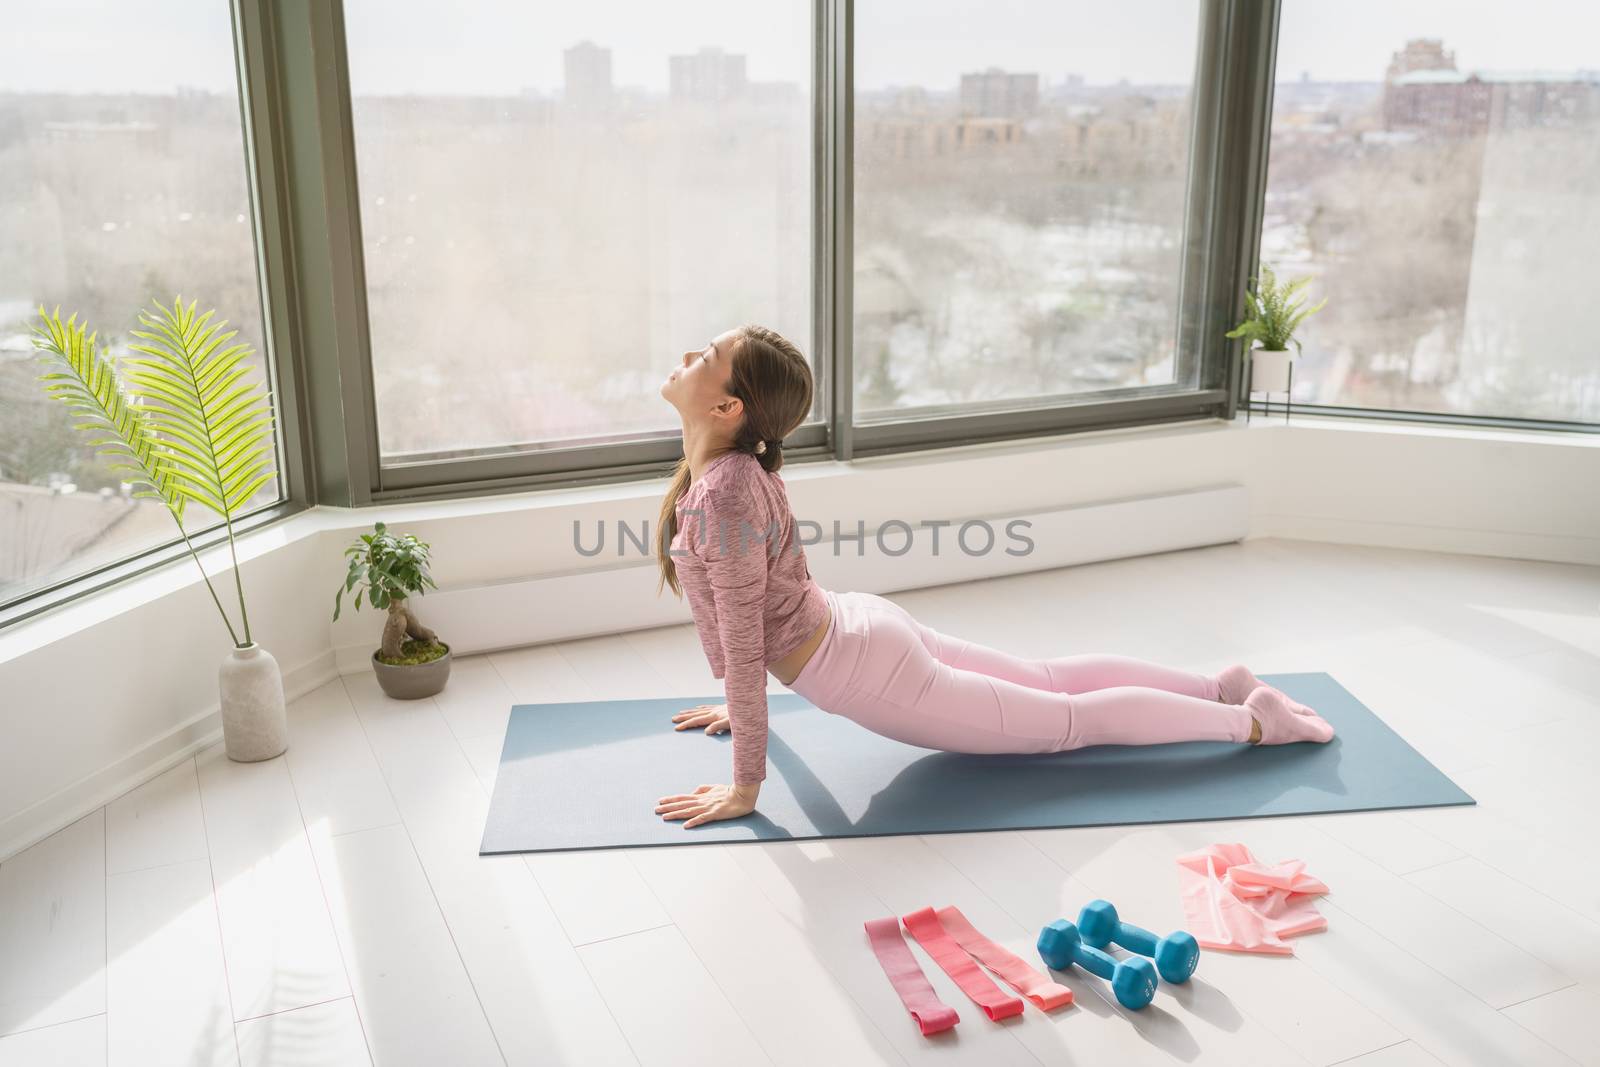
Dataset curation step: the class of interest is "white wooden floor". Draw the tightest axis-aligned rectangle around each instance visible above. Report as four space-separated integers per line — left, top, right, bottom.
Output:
2 536 1598 1067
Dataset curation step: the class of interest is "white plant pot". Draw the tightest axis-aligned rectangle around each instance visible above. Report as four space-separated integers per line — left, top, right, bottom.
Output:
1248 347 1295 393
218 642 288 762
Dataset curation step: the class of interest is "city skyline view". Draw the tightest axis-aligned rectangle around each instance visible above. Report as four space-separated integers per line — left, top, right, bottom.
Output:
6 0 1599 96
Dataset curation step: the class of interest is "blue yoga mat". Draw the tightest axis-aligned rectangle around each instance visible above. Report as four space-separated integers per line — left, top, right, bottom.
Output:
479 672 1473 854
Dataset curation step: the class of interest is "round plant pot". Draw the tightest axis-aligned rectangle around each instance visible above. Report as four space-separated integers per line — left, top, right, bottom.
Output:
219 642 288 762
1249 347 1295 393
372 642 452 700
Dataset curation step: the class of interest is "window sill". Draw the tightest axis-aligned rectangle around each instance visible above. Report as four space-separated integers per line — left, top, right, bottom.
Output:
4 409 1596 667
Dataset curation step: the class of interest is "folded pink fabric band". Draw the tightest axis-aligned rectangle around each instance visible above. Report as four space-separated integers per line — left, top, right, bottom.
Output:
901 906 1025 1020
932 905 1074 1011
864 916 960 1036
1176 842 1329 955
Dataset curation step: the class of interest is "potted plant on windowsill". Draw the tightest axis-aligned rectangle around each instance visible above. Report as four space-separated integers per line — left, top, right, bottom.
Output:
334 521 451 699
1226 263 1328 395
31 299 287 762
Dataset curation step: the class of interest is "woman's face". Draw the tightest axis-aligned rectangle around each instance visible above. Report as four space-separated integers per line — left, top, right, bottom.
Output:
661 328 742 420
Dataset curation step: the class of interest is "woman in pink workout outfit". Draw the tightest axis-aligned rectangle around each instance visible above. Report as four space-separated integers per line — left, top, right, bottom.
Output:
653 325 1334 830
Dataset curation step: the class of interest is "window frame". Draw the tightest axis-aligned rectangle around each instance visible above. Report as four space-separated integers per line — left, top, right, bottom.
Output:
270 0 1281 497
839 0 1255 458
311 0 832 500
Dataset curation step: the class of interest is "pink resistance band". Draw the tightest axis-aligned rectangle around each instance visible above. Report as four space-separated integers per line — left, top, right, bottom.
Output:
864 916 960 1036
933 905 1075 1011
901 907 1025 1020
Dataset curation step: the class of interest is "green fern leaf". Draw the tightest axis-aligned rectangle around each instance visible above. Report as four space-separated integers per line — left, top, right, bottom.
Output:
124 297 279 523
31 307 185 521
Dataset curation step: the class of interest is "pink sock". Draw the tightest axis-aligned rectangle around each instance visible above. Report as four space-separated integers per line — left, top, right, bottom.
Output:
1214 664 1261 705
1216 665 1321 718
1245 686 1335 745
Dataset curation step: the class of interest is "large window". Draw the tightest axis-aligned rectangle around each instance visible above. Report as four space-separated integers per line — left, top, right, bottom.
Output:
0 0 279 607
12 2 1598 623
343 0 815 463
1264 1 1600 421
852 0 1204 419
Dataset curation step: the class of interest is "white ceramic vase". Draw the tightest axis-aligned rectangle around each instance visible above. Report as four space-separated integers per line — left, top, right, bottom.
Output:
218 642 288 762
1249 347 1295 393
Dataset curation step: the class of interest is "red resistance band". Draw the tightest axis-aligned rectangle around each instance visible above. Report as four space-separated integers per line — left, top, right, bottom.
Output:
900 906 1025 1021
933 905 1074 1011
864 916 960 1036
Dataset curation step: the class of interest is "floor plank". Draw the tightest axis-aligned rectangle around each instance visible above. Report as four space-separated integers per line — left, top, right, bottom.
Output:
308 823 502 1067
430 655 518 743
106 859 236 1065
281 680 400 838
194 745 349 1021
1502 985 1600 1067
628 844 905 1066
341 671 636 1066
234 998 371 1067
106 759 208 876
1307 811 1464 877
0 811 105 1036
1338 1042 1447 1066
1406 857 1600 988
577 923 771 1067
0 1013 105 1067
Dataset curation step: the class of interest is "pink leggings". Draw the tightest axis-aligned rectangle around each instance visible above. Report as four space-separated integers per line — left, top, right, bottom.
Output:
786 589 1253 754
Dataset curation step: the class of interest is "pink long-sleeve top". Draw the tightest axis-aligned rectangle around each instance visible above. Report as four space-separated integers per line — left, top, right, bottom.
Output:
671 450 829 785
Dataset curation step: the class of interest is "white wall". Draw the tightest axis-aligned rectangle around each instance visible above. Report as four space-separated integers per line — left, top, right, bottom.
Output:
1250 418 1600 561
2 413 1596 860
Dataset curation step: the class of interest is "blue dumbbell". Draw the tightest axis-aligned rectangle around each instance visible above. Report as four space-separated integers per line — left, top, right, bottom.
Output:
1037 919 1158 1010
1078 899 1199 984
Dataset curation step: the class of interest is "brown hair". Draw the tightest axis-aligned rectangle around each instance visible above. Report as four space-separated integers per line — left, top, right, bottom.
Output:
656 324 812 598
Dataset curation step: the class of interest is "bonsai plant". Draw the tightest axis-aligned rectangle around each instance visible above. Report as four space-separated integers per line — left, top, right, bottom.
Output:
334 521 451 699
31 299 286 762
1226 263 1328 395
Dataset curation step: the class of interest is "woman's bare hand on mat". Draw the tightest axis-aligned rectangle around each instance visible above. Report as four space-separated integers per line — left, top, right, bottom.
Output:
672 703 730 734
655 783 758 829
